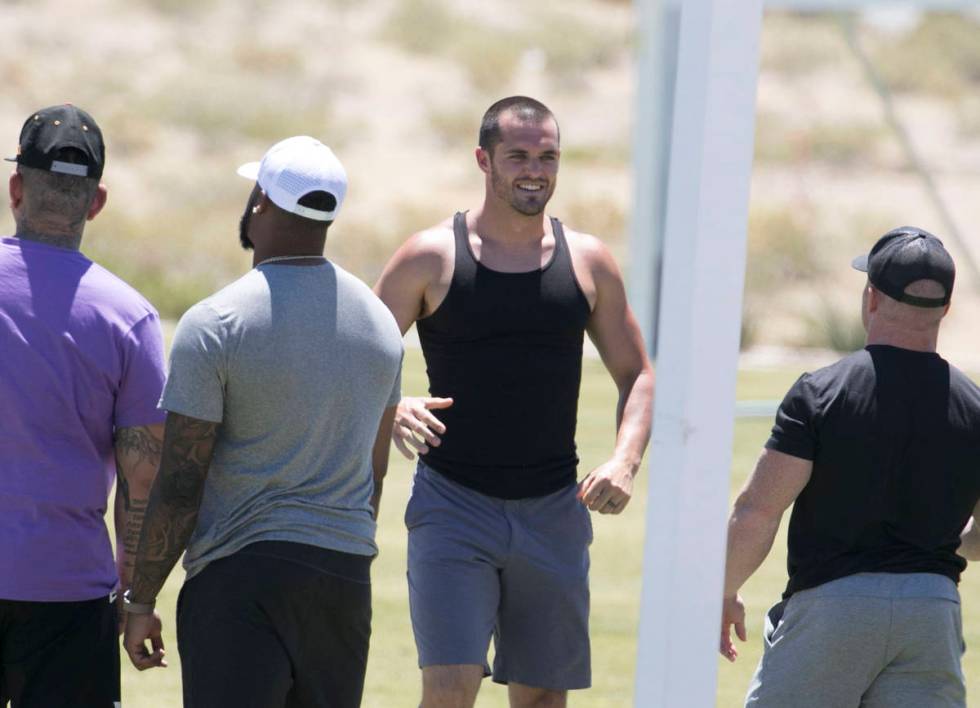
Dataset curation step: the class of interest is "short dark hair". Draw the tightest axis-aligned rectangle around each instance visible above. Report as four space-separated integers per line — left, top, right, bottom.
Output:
478 96 559 155
18 148 99 227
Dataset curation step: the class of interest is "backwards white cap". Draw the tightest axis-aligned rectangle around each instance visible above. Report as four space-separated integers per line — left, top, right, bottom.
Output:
236 136 347 221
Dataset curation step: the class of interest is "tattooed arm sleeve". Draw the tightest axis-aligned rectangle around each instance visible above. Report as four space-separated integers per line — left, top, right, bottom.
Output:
129 412 219 604
114 424 165 594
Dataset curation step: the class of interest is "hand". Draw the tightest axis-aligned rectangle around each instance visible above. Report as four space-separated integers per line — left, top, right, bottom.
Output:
720 594 747 662
392 396 453 460
123 611 168 670
577 459 635 514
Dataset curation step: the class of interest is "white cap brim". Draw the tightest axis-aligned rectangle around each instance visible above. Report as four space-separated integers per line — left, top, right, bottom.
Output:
237 161 261 181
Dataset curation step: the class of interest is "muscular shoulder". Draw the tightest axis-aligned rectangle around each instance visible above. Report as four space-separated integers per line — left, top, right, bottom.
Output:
392 220 455 278
562 227 620 280
560 226 623 311
375 217 457 328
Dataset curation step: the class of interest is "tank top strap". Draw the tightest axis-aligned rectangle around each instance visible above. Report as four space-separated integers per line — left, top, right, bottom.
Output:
549 217 573 268
452 211 478 281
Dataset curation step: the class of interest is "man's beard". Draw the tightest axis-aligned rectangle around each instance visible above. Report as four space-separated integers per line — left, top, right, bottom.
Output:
491 167 552 216
239 190 258 250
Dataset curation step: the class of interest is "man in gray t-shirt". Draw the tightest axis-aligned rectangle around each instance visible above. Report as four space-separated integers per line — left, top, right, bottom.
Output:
123 136 402 708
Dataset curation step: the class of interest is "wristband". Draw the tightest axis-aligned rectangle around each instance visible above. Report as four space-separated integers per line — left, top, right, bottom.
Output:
122 588 156 614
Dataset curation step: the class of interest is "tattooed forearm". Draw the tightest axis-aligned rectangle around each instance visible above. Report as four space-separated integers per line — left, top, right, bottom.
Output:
130 413 219 603
114 424 164 588
115 427 164 511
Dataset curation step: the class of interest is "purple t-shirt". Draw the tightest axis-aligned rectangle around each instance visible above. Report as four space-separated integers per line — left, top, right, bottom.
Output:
0 236 167 601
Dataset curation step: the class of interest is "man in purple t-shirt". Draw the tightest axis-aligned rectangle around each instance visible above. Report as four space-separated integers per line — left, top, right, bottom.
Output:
0 105 167 707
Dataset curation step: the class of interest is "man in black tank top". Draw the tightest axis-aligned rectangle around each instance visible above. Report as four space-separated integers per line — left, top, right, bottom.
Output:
719 228 980 707
375 97 654 707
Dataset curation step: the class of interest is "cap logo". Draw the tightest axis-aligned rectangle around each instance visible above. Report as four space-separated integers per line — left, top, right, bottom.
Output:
277 170 309 196
50 160 89 177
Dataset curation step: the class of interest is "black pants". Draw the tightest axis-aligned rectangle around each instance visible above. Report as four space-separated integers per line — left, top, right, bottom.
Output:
177 542 372 708
0 595 119 708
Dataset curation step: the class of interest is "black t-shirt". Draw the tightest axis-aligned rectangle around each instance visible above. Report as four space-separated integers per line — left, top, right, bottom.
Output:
766 345 980 598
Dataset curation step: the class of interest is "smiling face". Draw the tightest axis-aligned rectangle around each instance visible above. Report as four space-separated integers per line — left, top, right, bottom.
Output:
479 111 560 216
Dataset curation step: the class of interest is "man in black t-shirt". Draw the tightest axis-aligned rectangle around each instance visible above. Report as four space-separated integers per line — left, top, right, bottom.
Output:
720 227 980 707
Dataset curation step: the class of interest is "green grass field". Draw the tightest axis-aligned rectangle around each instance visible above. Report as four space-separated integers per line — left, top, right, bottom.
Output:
117 349 979 707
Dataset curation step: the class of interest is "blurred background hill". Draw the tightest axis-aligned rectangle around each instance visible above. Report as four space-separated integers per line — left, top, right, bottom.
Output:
2 1 980 359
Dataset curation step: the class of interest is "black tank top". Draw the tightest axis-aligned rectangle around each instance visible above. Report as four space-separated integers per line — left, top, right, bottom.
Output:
416 212 592 499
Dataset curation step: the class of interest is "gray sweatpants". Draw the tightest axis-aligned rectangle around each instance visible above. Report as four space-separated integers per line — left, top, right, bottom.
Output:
746 572 966 708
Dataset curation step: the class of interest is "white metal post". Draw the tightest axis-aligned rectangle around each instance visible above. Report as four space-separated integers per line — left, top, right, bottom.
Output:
633 0 763 705
627 0 680 357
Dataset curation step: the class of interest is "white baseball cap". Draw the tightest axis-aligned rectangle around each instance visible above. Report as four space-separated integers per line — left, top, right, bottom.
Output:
236 136 347 221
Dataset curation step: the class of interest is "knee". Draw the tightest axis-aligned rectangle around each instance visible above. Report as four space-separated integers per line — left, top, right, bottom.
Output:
511 687 567 708
421 665 482 708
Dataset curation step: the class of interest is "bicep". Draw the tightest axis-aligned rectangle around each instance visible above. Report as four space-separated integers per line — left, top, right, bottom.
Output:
160 413 219 477
374 248 432 335
585 249 650 386
735 448 813 520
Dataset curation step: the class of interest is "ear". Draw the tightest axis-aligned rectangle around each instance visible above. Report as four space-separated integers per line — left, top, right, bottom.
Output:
87 183 108 221
254 190 272 215
9 170 23 209
475 147 491 175
866 284 880 313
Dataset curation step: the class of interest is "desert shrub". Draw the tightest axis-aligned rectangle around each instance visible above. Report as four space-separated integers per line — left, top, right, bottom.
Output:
740 307 760 351
761 11 848 76
381 0 626 92
804 123 887 167
560 195 627 246
428 107 480 148
801 301 866 352
560 143 630 168
868 12 980 98
138 0 217 16
143 73 347 150
755 113 886 167
745 205 824 295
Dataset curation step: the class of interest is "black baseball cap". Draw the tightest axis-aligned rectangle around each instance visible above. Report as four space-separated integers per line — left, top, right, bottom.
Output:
5 104 105 179
851 226 954 308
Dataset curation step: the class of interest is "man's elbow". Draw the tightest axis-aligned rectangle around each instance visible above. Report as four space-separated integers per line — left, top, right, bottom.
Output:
616 359 654 396
729 496 782 538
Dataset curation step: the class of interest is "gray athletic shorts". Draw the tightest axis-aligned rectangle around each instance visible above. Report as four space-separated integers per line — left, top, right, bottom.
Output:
405 461 593 690
746 572 966 708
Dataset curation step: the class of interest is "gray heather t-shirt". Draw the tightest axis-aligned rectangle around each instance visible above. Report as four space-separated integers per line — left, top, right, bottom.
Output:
161 261 403 580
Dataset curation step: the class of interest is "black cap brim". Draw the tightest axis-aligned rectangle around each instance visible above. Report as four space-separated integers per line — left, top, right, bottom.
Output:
851 254 869 272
